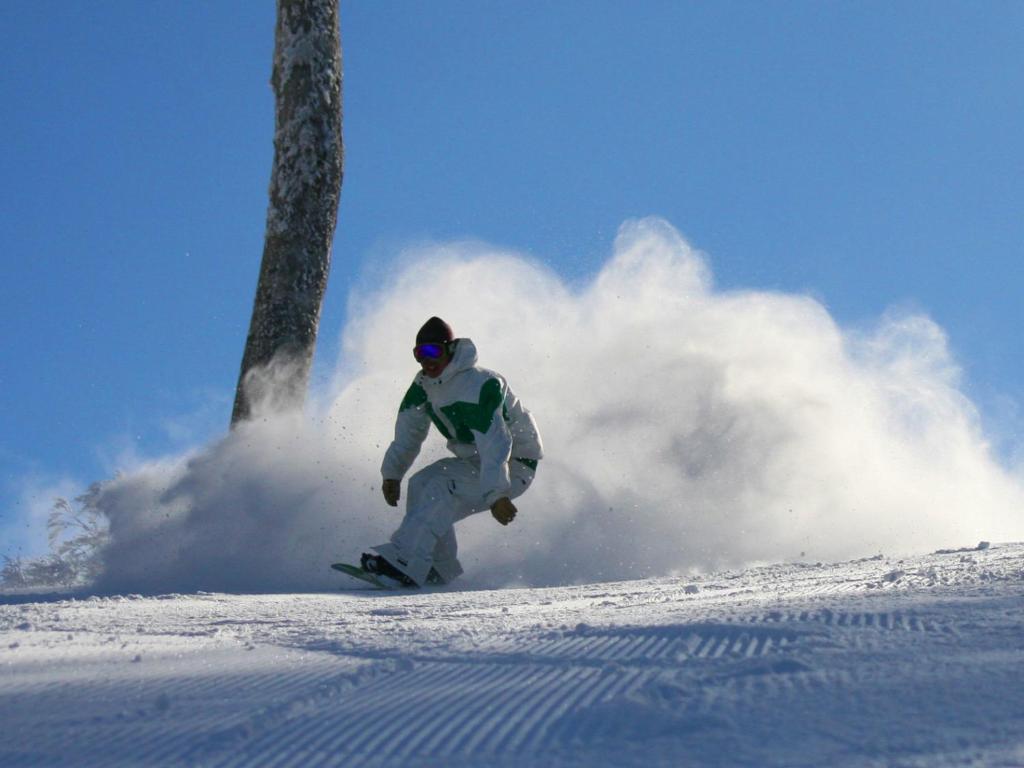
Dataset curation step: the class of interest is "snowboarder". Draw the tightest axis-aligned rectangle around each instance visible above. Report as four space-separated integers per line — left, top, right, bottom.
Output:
361 317 543 586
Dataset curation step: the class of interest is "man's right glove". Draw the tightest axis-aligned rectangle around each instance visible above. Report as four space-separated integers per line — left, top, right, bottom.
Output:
382 478 401 507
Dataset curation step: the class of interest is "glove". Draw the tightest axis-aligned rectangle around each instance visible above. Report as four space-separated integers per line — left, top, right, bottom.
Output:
382 478 401 507
491 497 517 526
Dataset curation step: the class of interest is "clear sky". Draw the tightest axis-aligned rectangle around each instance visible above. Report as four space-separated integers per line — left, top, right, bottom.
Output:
2 1 1022 556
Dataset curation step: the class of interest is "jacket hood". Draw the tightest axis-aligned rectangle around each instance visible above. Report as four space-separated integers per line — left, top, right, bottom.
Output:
419 338 478 387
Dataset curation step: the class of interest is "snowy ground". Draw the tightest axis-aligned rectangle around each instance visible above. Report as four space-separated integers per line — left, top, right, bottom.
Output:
2 543 1023 768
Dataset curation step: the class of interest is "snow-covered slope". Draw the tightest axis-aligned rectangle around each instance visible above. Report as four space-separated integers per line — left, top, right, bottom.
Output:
2 543 1023 767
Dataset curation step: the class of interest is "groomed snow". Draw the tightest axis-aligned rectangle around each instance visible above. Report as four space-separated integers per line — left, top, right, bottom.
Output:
2 542 1023 767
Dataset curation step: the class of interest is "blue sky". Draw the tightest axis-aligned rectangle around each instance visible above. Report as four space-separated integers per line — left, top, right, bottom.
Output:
2 1 1022 555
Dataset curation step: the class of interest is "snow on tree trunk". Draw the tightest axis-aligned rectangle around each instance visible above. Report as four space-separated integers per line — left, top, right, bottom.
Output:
231 0 343 426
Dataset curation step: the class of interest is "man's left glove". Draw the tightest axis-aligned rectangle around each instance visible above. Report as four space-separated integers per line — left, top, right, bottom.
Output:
491 497 517 526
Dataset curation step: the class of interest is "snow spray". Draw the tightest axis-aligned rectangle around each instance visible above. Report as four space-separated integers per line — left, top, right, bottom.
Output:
92 218 1024 592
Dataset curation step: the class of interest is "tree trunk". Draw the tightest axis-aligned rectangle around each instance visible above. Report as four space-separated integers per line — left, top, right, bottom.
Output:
231 0 343 426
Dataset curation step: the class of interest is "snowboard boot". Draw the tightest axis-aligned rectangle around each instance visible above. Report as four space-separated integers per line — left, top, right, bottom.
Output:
359 553 446 587
360 553 416 587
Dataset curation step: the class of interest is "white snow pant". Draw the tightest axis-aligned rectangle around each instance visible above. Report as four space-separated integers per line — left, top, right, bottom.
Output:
373 457 536 585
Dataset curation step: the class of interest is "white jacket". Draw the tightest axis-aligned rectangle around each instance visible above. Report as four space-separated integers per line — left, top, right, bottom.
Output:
381 338 543 507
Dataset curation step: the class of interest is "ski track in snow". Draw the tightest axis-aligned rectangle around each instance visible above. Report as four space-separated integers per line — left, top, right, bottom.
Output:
2 544 1024 767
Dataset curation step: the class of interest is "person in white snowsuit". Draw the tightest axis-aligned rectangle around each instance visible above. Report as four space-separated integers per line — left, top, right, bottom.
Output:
363 317 543 586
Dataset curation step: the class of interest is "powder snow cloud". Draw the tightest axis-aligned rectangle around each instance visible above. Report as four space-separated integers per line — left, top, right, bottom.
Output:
90 218 1024 592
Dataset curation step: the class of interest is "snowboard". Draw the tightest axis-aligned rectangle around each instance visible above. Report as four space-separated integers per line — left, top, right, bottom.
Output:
331 562 398 590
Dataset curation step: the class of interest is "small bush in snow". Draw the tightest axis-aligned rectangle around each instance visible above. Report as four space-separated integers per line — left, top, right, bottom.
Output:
1 485 109 588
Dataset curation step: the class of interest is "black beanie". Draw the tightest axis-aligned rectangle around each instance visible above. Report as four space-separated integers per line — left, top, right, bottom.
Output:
416 317 454 345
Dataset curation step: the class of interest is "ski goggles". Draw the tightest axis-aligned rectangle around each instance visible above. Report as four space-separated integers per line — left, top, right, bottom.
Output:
413 342 447 361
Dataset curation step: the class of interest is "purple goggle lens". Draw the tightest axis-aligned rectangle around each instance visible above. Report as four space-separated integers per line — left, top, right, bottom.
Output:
413 343 446 361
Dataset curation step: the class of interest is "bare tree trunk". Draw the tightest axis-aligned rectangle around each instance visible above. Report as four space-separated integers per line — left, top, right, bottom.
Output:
231 0 343 426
